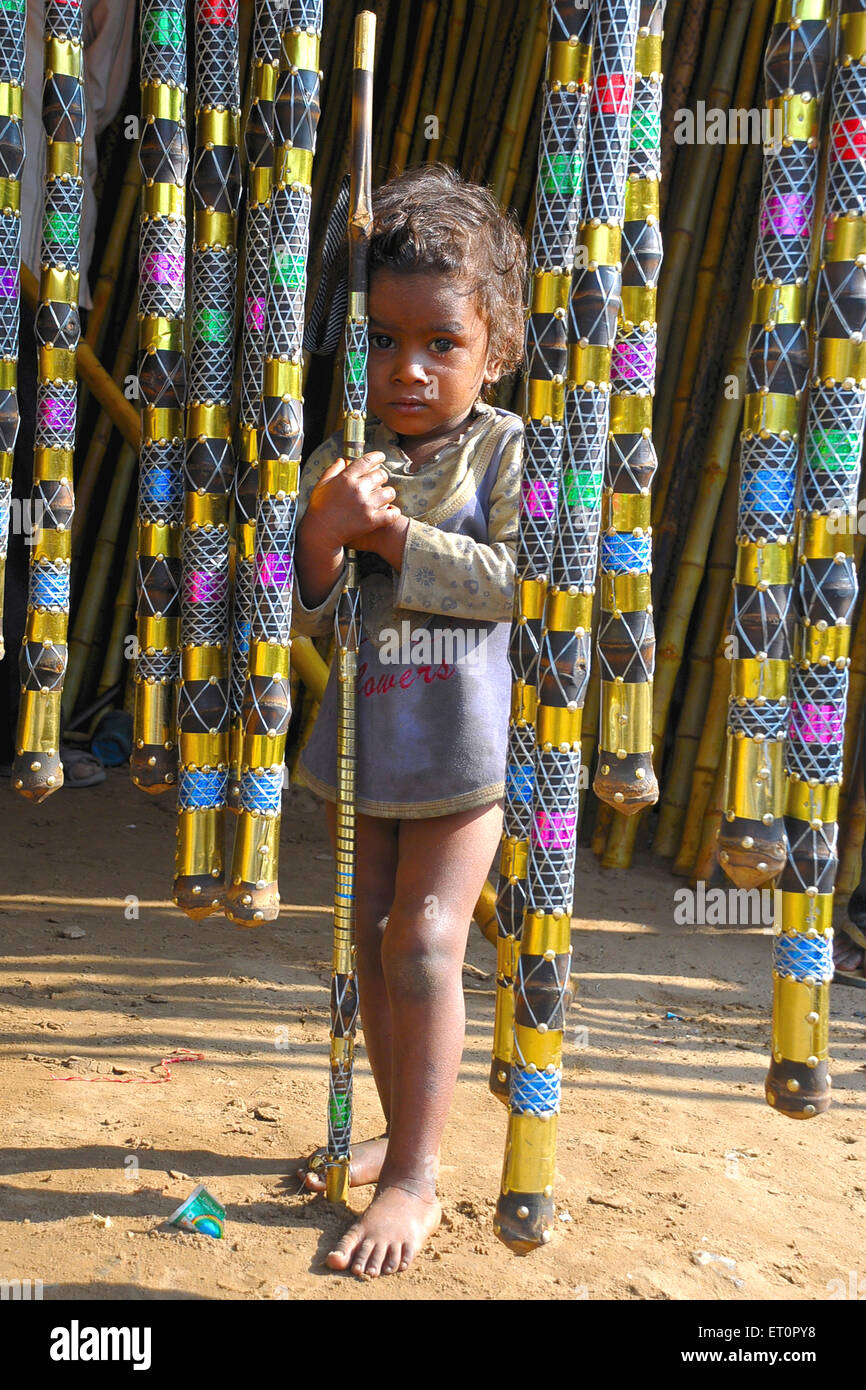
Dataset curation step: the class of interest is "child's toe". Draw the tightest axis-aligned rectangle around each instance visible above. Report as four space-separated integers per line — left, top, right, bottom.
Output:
325 1233 356 1270
381 1243 402 1275
351 1237 376 1276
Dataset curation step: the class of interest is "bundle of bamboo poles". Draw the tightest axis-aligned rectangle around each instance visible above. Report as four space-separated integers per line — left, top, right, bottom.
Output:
54 0 866 903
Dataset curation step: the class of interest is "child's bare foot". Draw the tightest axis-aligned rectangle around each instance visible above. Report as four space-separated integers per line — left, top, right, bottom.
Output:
325 1183 442 1278
297 1135 388 1192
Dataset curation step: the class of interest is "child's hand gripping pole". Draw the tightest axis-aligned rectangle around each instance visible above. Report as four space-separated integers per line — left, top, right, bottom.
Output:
325 9 376 1207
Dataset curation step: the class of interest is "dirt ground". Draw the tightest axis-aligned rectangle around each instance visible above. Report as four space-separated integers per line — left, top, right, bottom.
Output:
0 769 863 1302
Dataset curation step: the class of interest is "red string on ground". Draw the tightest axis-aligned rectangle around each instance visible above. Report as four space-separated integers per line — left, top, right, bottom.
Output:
49 1048 205 1084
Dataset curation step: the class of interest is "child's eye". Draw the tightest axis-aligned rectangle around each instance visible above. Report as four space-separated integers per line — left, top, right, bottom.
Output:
370 333 393 350
431 337 454 353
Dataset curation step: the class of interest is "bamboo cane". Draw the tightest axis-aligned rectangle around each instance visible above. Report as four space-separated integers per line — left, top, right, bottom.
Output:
439 0 488 166
469 1 530 184
97 521 138 701
492 0 548 206
62 442 138 721
673 594 734 875
86 146 142 355
692 749 726 885
390 0 436 175
408 0 449 169
652 459 739 857
653 0 773 469
658 0 713 217
656 0 753 362
374 0 411 171
72 299 139 549
425 0 467 164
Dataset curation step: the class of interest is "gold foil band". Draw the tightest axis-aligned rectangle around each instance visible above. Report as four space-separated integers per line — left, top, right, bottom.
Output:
725 738 784 818
599 679 653 754
38 347 76 381
815 337 866 383
46 143 82 180
730 657 790 700
500 1112 557 1196
194 210 236 248
0 83 22 119
33 447 73 481
248 166 273 205
262 358 303 400
140 317 184 353
603 492 651 531
624 179 659 223
635 33 663 75
840 9 866 58
800 512 854 558
530 270 571 314
251 61 279 104
197 108 240 147
545 588 593 631
581 221 622 266
142 182 185 219
785 779 840 823
752 281 807 326
824 214 866 262
734 539 793 585
142 83 185 123
798 624 850 662
139 615 180 651
44 36 83 79
283 30 321 73
610 393 653 434
16 689 61 755
187 403 231 440
526 376 565 421
601 570 651 611
0 177 21 212
511 681 538 726
176 808 224 877
778 890 833 935
766 94 819 144
568 343 611 388
500 837 528 882
743 392 800 436
518 577 547 622
548 40 592 87
275 145 314 187
771 977 829 1067
258 458 300 496
537 705 583 748
142 407 184 443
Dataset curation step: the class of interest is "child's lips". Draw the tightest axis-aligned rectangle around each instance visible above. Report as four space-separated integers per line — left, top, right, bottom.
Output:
390 398 427 410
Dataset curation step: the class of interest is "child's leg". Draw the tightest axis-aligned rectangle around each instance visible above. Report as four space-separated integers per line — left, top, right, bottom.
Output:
326 800 503 1278
301 805 399 1189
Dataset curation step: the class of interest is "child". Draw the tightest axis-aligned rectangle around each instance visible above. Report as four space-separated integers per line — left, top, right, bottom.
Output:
292 164 526 1279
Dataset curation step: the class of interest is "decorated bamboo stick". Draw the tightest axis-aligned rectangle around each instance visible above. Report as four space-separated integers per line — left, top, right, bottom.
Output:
497 0 639 1257
324 7 375 1209
593 0 664 816
131 0 189 796
719 1 834 888
174 0 242 916
12 0 86 800
767 1 866 1120
229 0 283 811
490 0 593 1109
0 0 24 662
225 0 324 926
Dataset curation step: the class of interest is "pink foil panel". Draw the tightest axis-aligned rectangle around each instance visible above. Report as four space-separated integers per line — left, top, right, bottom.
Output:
533 810 577 849
791 701 843 745
522 477 557 519
185 571 228 605
257 553 293 588
760 192 811 239
142 251 185 286
245 295 266 333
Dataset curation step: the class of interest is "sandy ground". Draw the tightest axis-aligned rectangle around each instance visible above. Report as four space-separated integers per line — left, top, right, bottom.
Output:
0 769 863 1302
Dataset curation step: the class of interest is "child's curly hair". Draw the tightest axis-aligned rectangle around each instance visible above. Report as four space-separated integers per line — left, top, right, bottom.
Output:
369 165 526 378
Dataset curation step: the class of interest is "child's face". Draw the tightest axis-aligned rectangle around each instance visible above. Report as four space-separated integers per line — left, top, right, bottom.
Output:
367 270 499 443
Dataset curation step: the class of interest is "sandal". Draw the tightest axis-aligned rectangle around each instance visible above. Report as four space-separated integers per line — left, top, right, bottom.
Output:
834 922 866 990
60 746 106 789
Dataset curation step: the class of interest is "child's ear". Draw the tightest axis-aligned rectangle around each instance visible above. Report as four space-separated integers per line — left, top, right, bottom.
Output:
484 354 505 384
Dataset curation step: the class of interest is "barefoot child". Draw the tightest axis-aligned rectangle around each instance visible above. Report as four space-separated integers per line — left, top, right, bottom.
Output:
292 165 526 1278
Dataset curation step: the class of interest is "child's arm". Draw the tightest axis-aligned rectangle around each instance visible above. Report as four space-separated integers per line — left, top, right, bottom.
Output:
386 433 522 623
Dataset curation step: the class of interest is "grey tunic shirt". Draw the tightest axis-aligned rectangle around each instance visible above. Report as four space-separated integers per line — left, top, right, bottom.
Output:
292 404 523 817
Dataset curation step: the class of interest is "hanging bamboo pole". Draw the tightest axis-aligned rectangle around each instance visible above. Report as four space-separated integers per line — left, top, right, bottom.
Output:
426 0 467 162
600 294 751 867
374 0 410 169
692 751 726 885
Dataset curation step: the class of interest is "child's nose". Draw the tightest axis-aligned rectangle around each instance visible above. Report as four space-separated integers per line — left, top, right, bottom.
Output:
391 353 428 384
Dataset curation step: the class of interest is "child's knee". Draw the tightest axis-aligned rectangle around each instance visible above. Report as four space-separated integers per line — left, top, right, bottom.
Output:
380 922 460 1001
